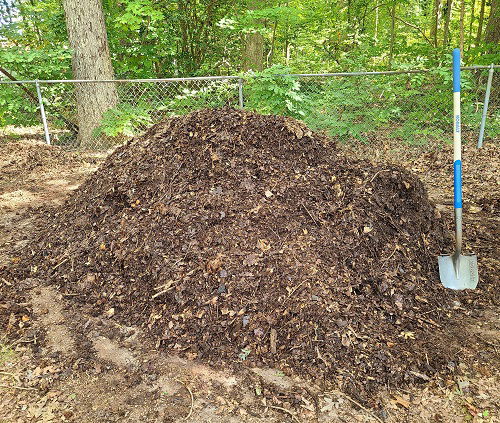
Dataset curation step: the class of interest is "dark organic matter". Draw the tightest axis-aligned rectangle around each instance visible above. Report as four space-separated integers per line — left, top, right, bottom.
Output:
11 108 466 399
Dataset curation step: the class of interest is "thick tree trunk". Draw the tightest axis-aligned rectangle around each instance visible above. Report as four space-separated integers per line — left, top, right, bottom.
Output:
63 0 118 146
243 32 265 71
242 1 265 71
442 0 453 46
485 0 500 44
476 0 486 44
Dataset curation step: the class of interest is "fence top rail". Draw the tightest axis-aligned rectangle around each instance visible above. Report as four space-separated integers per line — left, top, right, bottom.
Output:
0 75 241 84
0 64 497 85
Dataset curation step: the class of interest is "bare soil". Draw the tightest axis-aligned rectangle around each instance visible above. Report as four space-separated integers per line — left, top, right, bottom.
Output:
0 121 498 423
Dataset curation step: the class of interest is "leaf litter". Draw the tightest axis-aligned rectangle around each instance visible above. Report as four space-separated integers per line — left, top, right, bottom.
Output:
4 108 494 402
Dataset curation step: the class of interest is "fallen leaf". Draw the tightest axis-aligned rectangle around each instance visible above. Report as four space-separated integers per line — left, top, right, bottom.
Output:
256 239 271 252
399 331 415 340
249 204 262 214
391 394 411 408
206 255 223 273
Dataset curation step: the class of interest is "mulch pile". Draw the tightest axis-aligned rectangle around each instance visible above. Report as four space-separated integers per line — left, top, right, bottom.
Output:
8 108 470 398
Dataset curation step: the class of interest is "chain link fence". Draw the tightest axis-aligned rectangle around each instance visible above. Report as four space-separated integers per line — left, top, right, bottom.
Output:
0 66 498 150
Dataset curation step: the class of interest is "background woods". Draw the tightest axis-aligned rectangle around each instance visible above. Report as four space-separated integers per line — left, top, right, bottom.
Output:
0 0 499 80
0 0 498 146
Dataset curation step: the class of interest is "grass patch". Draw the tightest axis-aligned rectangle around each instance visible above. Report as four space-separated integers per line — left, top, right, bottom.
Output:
0 343 15 365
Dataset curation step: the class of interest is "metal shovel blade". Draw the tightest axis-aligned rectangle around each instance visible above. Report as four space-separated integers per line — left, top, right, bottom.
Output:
438 253 479 290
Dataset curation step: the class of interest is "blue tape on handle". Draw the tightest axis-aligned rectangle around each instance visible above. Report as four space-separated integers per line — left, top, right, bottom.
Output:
453 48 460 93
454 160 462 208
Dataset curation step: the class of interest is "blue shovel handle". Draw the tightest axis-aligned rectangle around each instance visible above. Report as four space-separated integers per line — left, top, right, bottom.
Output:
453 48 460 94
452 48 462 209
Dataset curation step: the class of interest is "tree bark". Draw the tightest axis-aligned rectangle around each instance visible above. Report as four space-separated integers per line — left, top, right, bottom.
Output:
388 1 397 69
267 19 278 67
242 0 265 71
485 0 500 44
476 0 486 44
468 0 475 50
430 0 442 47
63 0 118 146
442 0 454 46
459 0 465 51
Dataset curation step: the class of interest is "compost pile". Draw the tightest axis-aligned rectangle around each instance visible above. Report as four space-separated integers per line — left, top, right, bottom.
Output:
17 108 458 396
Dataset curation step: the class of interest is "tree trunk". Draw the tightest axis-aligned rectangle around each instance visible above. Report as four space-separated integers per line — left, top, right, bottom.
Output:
468 0 475 50
430 0 442 47
460 0 466 51
63 0 118 146
243 32 265 71
476 0 486 44
242 1 265 71
485 0 500 44
442 0 453 46
389 1 397 69
267 20 278 67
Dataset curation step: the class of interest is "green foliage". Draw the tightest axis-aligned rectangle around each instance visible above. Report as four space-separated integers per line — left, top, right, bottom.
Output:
0 343 15 365
0 0 499 147
244 65 307 118
0 46 73 127
160 81 238 114
94 103 152 137
303 77 403 141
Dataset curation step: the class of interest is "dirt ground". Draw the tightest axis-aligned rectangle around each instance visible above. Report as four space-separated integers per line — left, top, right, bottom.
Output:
0 136 498 423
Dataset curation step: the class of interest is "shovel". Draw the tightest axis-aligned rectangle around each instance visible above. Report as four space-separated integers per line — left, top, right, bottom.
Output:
438 48 479 290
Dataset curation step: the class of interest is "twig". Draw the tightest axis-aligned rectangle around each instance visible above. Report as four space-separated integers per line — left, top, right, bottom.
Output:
369 169 390 183
409 371 431 381
7 337 36 349
0 371 19 382
151 287 174 299
1 278 12 286
152 280 176 299
333 390 384 423
268 405 301 423
0 371 17 376
382 245 399 262
286 280 306 300
300 203 320 225
0 384 37 391
270 328 277 354
417 316 441 328
52 258 69 270
175 379 194 420
475 334 500 349
394 16 433 45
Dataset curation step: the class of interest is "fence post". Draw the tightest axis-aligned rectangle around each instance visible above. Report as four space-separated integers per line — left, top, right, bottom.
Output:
35 80 51 145
238 78 244 108
477 64 495 148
